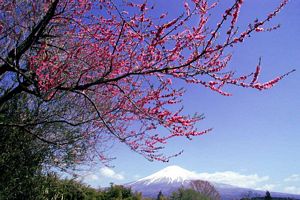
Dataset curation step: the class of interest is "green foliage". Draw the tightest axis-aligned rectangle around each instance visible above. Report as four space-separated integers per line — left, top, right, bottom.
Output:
0 96 48 199
0 94 86 199
102 184 142 200
170 188 210 200
0 126 46 199
40 174 104 200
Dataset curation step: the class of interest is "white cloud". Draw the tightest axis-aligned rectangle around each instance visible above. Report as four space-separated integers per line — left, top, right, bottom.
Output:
77 173 100 186
284 186 300 194
100 167 125 180
284 174 300 182
255 184 277 191
87 174 100 181
196 171 269 188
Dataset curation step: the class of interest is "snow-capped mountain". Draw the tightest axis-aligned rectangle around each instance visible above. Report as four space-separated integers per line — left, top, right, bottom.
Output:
135 165 198 185
126 166 300 200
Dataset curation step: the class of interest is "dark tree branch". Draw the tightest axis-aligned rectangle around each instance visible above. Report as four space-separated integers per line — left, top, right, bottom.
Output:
0 0 59 76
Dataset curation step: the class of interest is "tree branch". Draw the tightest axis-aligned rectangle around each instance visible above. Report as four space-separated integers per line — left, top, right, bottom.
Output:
0 0 59 76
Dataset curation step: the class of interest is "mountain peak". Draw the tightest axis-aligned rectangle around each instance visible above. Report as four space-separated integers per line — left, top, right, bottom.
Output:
156 165 194 176
160 165 187 171
134 165 198 185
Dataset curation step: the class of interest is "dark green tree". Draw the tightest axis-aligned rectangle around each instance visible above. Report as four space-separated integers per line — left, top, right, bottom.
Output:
157 191 168 200
0 94 90 199
0 95 49 199
264 191 272 200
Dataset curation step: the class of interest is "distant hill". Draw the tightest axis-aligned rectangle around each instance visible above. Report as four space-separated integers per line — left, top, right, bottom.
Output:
125 165 300 200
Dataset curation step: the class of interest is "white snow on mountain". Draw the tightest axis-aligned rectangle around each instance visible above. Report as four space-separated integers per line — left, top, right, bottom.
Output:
134 165 199 185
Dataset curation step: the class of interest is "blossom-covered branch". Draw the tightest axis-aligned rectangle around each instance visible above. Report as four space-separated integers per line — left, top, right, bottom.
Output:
0 0 293 163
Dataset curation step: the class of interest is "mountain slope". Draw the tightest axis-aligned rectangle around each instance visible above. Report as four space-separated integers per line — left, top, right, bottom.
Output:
126 166 300 200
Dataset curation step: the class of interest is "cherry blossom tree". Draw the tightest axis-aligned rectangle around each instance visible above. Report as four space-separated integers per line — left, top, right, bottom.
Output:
0 0 294 165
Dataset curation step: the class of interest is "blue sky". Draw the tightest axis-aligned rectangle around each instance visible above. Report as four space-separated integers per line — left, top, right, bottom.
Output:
80 0 300 194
